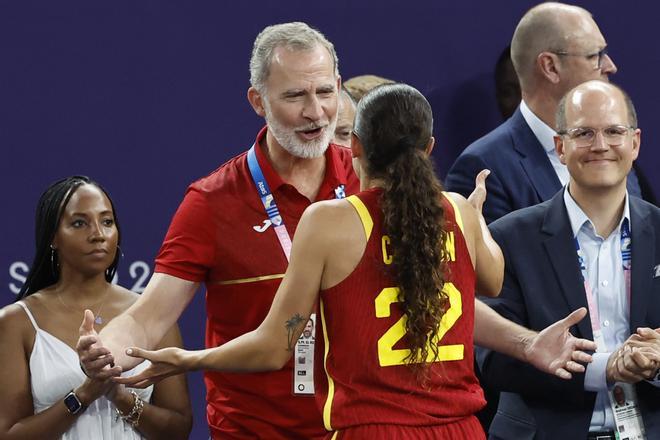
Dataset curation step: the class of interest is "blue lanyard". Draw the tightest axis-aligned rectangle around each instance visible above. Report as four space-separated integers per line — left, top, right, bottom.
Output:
575 220 631 272
247 144 346 261
575 219 631 350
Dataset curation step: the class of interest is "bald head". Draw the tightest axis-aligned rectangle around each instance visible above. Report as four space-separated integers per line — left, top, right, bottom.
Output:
556 80 637 133
511 3 596 92
554 80 639 197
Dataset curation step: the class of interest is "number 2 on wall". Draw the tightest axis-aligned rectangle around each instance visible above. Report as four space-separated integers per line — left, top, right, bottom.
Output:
374 283 464 367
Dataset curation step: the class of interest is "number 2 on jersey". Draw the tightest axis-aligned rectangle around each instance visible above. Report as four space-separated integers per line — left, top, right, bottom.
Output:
374 283 464 367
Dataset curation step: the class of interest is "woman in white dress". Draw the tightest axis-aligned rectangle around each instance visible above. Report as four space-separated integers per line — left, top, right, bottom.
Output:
0 176 192 439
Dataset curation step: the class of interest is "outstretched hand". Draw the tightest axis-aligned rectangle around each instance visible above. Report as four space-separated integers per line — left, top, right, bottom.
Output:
467 169 490 213
113 346 189 388
76 310 122 380
525 307 596 379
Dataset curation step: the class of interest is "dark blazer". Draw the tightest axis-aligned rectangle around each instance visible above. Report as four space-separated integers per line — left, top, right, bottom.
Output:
477 191 660 439
444 108 642 224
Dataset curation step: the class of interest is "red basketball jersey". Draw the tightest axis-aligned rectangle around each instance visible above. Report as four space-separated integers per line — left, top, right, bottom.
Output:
315 188 485 435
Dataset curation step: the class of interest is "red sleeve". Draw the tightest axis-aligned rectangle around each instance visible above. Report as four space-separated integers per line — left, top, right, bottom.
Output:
154 186 216 282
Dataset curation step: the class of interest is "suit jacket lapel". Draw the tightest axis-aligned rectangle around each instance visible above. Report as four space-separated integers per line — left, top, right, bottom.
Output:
541 192 593 339
629 198 654 330
509 109 562 202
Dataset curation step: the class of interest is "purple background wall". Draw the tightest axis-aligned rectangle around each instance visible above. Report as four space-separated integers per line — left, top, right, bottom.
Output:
2 2 658 438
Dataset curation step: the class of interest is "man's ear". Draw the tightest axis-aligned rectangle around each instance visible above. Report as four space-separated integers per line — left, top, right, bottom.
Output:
538 52 561 85
247 87 266 117
631 128 641 162
554 135 566 164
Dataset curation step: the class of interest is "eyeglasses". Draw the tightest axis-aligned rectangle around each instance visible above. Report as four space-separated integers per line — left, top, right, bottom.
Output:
552 47 609 70
557 125 635 148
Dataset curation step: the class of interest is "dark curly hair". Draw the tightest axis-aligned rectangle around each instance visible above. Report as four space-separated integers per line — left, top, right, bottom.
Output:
17 175 121 299
354 83 449 381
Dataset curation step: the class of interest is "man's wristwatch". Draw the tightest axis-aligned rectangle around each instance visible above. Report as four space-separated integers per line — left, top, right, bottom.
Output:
63 390 87 415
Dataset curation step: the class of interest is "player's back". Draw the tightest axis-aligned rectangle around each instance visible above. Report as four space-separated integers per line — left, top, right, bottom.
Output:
315 188 485 438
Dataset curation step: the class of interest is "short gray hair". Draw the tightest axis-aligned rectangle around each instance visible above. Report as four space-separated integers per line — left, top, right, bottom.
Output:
249 22 339 94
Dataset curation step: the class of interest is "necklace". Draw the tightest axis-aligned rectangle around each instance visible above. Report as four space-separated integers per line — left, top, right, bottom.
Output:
56 290 109 325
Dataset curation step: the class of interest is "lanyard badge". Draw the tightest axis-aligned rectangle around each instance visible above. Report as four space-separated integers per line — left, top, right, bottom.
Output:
293 314 316 395
575 221 645 438
247 144 345 395
608 383 646 439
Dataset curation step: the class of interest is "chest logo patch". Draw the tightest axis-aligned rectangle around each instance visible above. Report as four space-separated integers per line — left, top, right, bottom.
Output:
253 219 272 233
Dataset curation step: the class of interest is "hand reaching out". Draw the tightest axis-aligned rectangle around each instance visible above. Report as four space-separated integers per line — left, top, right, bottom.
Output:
467 169 490 214
524 307 597 379
113 346 190 388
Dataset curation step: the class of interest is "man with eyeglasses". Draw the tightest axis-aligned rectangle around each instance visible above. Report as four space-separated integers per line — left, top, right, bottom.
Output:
445 2 642 225
477 80 660 439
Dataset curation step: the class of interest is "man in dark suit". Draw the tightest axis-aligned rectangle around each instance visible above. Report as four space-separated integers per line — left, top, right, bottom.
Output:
477 80 660 439
444 2 641 224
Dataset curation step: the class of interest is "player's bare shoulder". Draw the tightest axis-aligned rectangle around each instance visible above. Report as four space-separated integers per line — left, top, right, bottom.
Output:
302 198 359 231
443 191 470 211
296 198 363 256
442 191 478 229
441 191 481 258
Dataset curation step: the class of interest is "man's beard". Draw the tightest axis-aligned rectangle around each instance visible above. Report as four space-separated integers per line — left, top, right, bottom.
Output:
264 101 337 159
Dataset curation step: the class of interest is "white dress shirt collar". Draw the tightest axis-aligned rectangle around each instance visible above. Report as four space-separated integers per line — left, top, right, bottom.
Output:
519 100 570 185
563 185 631 239
519 99 557 154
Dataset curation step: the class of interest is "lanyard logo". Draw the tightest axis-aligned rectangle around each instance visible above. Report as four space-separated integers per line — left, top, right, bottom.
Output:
247 144 346 261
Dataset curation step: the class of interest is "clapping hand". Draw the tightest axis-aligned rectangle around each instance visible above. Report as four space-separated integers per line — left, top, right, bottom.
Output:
607 328 660 383
76 310 122 380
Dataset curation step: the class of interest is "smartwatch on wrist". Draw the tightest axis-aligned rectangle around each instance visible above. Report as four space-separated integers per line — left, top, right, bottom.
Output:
63 390 86 415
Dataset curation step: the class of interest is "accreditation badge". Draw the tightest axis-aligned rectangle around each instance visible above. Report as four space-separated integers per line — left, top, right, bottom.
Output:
609 382 646 440
293 313 316 395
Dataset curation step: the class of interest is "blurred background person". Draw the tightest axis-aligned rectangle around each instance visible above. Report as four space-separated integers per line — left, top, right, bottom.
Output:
332 86 357 148
0 176 191 439
343 74 395 102
494 45 521 120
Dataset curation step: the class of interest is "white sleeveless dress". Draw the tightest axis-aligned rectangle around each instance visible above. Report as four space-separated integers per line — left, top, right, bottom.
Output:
17 301 154 439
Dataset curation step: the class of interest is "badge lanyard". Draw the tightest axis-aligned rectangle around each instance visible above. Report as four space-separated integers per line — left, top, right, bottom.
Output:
247 144 345 395
575 220 631 352
576 221 645 439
